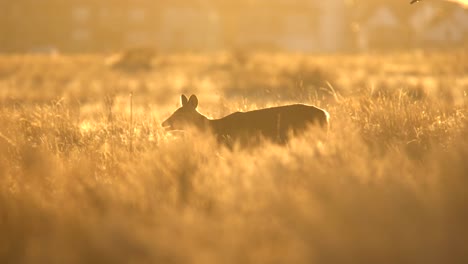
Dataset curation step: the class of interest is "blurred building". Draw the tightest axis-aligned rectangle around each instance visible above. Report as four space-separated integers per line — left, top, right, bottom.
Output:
410 2 468 48
0 0 467 53
354 0 468 50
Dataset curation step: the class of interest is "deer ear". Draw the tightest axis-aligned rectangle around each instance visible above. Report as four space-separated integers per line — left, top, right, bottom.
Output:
188 95 198 109
180 94 188 106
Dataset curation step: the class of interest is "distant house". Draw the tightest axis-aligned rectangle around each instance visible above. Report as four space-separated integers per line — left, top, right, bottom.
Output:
357 6 404 50
421 6 468 47
354 1 468 50
410 4 437 32
409 1 468 47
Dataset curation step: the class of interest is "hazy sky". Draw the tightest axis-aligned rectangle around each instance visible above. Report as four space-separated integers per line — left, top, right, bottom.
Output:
452 0 468 6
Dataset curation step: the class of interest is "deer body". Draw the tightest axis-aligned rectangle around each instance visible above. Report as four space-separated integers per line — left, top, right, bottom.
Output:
162 95 329 144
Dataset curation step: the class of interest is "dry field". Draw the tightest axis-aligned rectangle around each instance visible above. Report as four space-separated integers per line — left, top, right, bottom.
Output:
0 50 467 263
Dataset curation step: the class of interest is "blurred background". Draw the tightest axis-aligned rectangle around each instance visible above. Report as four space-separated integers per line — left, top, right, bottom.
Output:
1 0 467 54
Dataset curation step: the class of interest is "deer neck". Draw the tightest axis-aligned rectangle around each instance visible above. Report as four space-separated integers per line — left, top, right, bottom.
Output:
198 113 227 135
207 117 229 135
197 114 212 131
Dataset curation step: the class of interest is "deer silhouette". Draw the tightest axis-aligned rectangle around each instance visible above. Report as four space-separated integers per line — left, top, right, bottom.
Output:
162 94 329 145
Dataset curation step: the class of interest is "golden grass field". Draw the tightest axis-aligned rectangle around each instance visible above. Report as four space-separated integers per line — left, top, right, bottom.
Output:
0 50 467 263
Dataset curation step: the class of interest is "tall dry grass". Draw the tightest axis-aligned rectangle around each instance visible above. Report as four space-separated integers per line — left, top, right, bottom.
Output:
0 50 467 263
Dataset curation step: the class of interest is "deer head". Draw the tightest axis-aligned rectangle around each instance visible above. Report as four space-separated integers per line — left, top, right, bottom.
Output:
162 94 208 130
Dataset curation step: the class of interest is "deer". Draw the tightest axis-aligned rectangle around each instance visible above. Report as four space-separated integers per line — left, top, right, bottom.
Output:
162 94 330 145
